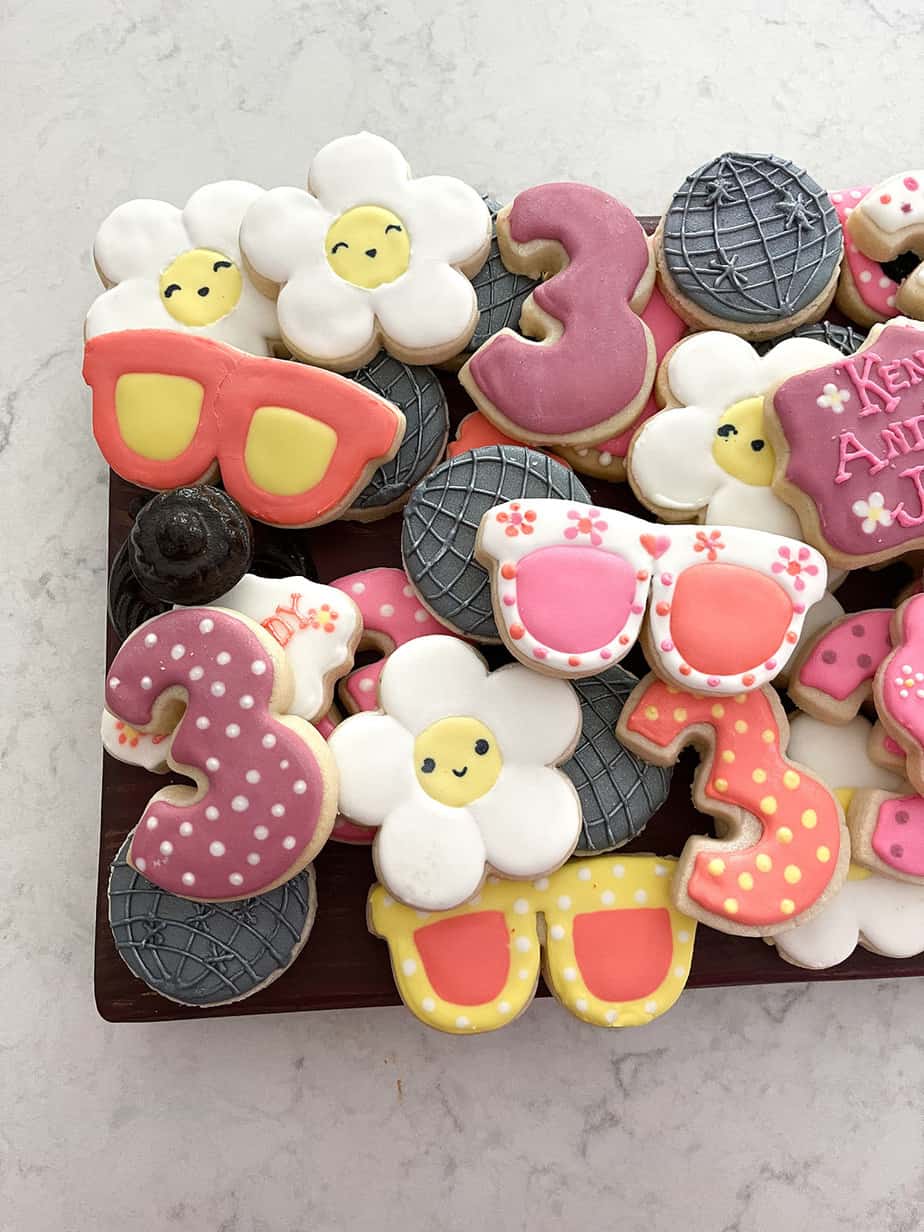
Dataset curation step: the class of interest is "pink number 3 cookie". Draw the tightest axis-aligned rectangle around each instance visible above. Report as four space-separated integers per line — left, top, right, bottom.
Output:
106 607 337 900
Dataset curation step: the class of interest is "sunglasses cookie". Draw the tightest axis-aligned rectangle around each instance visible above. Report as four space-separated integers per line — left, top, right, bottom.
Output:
656 152 842 340
327 636 582 911
618 677 849 936
239 132 491 370
402 445 590 641
368 855 696 1033
87 180 278 356
844 172 924 322
772 712 921 969
766 319 924 569
105 607 338 900
477 498 828 691
109 834 317 1006
629 331 845 537
459 181 656 447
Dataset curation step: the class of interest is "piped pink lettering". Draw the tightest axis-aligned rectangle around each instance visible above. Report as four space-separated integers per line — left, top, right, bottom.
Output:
903 414 924 449
844 352 902 417
896 466 924 528
879 422 912 461
835 431 886 483
880 361 911 395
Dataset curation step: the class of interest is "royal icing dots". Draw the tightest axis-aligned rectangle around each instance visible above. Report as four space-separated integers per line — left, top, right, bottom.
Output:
790 607 892 716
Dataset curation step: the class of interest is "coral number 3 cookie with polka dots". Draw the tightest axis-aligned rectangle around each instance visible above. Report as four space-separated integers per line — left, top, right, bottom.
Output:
105 607 338 900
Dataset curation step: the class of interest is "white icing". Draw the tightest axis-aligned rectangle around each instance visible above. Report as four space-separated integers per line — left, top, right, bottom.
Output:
327 636 581 910
100 708 170 772
201 577 360 723
238 132 490 365
858 170 924 233
786 714 903 794
87 180 278 356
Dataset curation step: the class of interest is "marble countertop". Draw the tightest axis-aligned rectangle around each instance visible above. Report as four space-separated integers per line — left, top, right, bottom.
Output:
2 0 923 1227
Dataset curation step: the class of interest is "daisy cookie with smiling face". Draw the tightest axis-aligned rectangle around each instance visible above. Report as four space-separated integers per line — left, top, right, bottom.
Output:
239 132 491 371
87 181 278 356
327 635 582 911
628 330 845 537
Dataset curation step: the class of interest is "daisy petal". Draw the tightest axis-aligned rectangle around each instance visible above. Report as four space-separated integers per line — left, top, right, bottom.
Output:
373 263 477 355
85 280 177 339
206 281 276 356
239 186 330 284
478 663 581 765
376 795 486 910
328 713 414 826
380 638 489 735
402 176 491 266
473 765 581 878
630 404 725 512
707 479 803 538
758 339 846 387
666 332 763 409
308 131 410 215
276 264 375 363
183 180 266 262
94 199 188 283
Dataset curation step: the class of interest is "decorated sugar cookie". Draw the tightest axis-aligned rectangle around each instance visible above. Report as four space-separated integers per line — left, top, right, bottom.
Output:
559 285 687 480
87 181 278 356
328 636 582 911
368 855 696 1033
618 676 849 936
401 446 590 641
657 152 842 339
563 667 672 854
873 593 924 794
105 607 338 900
788 607 893 722
848 789 924 884
101 709 170 773
476 498 828 691
239 132 491 370
109 834 317 1005
85 330 405 527
204 575 362 723
459 181 656 446
346 355 449 519
446 411 568 466
630 331 845 536
766 319 924 569
846 172 924 320
831 187 904 328
460 196 539 359
754 319 868 358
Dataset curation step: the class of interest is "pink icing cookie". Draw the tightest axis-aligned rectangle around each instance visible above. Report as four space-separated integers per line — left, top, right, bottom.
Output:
105 607 337 899
459 182 656 446
843 173 924 323
788 607 893 722
848 790 924 884
875 593 924 794
559 286 687 479
831 187 901 328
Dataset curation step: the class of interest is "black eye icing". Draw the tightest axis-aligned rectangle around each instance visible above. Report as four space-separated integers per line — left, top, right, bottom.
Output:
474 739 490 755
331 241 349 253
421 757 436 774
716 424 738 438
750 439 765 453
212 260 232 271
385 224 403 234
197 286 210 297
163 283 182 297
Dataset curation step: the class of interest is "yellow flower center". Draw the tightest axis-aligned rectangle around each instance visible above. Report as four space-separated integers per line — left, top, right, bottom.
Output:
712 397 776 487
414 717 502 808
158 249 243 326
325 206 410 289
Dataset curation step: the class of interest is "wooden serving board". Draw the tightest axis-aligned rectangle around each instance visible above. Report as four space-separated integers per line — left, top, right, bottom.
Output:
94 221 924 1023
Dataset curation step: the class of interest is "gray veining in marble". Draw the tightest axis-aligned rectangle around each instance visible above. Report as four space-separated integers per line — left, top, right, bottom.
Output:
1 0 923 1228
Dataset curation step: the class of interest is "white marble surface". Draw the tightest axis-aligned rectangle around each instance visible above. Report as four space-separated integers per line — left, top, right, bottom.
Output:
2 0 923 1227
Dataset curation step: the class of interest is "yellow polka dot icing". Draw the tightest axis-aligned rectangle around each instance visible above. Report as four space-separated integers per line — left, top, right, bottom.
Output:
159 249 243 326
326 206 410 289
413 717 501 807
711 397 776 486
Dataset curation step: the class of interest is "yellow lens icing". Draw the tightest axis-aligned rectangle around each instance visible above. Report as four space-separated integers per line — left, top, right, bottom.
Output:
368 856 698 1035
243 406 337 496
711 397 776 486
158 249 243 326
114 373 204 460
414 717 502 807
325 206 410 289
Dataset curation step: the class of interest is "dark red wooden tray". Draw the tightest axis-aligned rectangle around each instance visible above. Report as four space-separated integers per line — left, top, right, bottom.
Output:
94 220 924 1023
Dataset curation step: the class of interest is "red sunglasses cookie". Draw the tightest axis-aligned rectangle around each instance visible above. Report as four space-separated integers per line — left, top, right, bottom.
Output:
85 330 404 527
476 498 827 692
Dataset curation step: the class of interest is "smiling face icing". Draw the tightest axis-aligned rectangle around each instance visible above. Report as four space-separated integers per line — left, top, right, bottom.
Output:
712 397 776 486
158 248 243 326
414 716 502 807
325 206 410 288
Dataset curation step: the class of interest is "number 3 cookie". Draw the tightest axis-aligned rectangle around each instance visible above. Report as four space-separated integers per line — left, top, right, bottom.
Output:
105 607 338 900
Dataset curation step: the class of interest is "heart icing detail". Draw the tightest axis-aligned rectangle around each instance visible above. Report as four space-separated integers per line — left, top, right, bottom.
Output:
640 533 671 560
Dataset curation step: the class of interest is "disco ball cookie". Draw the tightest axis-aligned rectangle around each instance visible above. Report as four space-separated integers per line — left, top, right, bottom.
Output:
656 152 842 340
345 354 449 519
87 181 278 355
401 445 590 641
753 319 867 358
109 834 316 1006
844 172 924 323
127 486 254 606
629 330 844 537
239 132 491 370
562 666 672 854
457 197 539 361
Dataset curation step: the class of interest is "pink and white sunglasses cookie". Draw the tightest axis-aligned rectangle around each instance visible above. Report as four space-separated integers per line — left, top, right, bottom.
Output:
476 499 828 694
